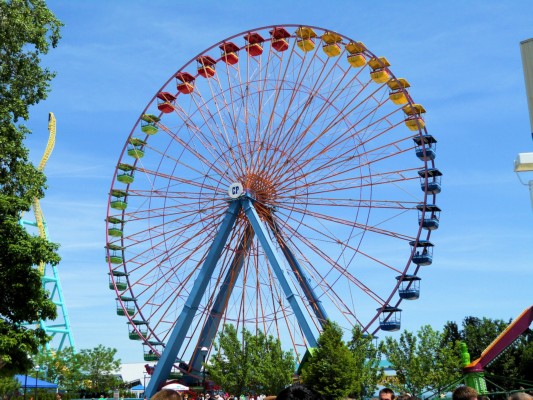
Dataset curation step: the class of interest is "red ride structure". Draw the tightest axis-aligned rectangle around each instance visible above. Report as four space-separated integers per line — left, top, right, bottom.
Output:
461 305 533 393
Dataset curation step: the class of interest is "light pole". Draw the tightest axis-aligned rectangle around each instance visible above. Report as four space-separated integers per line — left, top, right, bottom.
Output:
24 372 28 400
35 365 41 400
143 372 148 399
200 347 208 399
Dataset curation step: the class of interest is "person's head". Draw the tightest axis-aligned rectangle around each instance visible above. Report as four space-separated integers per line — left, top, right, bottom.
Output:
379 388 395 400
509 393 533 400
152 389 183 400
276 384 324 400
452 386 478 400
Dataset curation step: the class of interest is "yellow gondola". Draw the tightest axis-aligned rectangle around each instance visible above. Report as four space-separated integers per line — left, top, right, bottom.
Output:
322 31 342 57
345 41 366 68
405 117 426 131
368 57 391 84
387 78 411 105
402 103 426 115
347 54 366 67
296 26 317 52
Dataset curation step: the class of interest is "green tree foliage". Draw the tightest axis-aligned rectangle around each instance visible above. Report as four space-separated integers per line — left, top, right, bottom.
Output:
443 316 533 390
208 324 295 395
381 325 462 397
79 345 122 395
33 347 84 392
301 321 356 400
0 0 62 376
348 326 384 400
0 376 20 399
250 330 295 395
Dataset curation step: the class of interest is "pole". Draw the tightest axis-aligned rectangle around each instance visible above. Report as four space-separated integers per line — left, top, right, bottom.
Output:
520 38 533 139
143 373 147 399
202 353 206 399
24 373 27 400
35 366 40 400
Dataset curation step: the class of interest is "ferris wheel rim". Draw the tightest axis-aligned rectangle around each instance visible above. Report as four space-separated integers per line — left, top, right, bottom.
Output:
106 23 439 363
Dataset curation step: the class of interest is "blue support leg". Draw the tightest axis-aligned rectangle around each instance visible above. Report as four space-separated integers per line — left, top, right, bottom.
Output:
269 218 329 327
241 197 318 348
145 200 241 398
189 225 254 373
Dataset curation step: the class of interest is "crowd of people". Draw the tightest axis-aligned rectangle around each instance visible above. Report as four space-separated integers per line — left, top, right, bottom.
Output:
193 394 271 400
146 385 533 400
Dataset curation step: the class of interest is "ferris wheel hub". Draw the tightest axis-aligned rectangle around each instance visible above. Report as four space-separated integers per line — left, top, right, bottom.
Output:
228 182 244 198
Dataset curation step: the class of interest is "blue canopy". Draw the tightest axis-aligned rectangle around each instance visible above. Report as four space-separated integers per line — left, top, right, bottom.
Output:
131 384 144 391
15 375 58 389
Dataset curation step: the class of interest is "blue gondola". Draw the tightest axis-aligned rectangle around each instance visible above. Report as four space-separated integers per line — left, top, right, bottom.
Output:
378 306 402 331
396 275 421 300
412 134 437 161
410 240 434 266
418 168 442 194
416 204 441 230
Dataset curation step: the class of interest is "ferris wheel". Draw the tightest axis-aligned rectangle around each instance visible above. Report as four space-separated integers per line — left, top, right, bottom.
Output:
106 24 441 393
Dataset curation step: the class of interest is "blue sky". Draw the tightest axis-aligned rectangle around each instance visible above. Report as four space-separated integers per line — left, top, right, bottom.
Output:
24 1 533 363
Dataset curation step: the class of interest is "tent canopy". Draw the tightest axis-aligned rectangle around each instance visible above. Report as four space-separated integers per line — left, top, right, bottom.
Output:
131 384 144 391
15 375 58 389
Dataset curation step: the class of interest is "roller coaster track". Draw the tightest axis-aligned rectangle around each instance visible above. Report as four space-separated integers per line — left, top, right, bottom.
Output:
20 113 75 351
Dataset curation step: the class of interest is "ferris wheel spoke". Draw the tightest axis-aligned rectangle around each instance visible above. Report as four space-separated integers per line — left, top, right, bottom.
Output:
278 208 402 277
262 46 327 156
274 72 383 168
186 91 239 165
124 213 222 280
280 203 415 242
135 228 231 341
282 196 419 211
270 231 364 326
281 118 407 183
154 120 231 180
275 168 419 200
274 99 401 183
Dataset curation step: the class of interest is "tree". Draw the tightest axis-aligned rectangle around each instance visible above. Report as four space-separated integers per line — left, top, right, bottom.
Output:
381 325 461 397
301 321 356 400
208 324 295 395
0 376 20 399
33 347 84 393
0 0 62 376
79 345 121 395
348 326 384 400
251 331 295 395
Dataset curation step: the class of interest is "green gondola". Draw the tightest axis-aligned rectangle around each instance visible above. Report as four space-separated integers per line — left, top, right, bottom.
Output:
108 227 123 237
127 148 144 159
